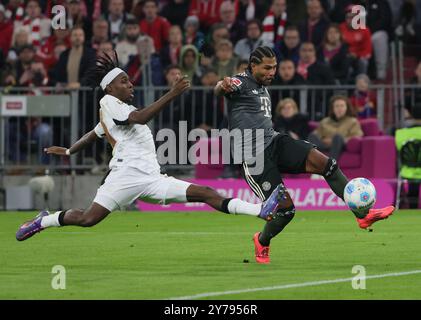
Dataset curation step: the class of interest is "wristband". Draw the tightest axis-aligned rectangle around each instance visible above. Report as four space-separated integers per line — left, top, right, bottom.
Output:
65 149 71 155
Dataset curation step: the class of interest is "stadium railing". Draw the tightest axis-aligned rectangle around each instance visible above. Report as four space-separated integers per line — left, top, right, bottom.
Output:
0 84 417 173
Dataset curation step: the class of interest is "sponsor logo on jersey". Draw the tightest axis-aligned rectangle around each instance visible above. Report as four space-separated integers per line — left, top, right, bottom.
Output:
262 181 272 191
231 77 242 87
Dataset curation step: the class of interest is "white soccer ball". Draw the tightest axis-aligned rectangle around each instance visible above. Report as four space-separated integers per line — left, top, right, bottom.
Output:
343 178 376 214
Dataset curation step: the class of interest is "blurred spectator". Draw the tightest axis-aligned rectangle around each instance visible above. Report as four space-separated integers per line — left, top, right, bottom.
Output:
405 61 421 112
158 64 183 131
395 104 421 209
6 115 53 165
131 0 144 22
361 0 393 80
261 0 289 48
395 0 417 44
211 39 239 79
126 35 164 86
105 0 133 45
161 25 184 68
219 1 246 45
0 4 13 56
39 28 71 72
271 59 306 106
274 25 301 65
234 19 271 61
200 23 229 60
165 64 182 86
329 0 351 23
91 18 109 51
4 54 53 164
317 23 350 84
194 67 223 132
297 42 335 118
208 23 230 51
339 5 372 77
161 0 189 28
273 98 310 140
14 0 51 50
115 18 141 68
6 25 30 63
179 44 201 84
139 0 171 53
236 59 249 74
183 15 205 51
188 0 224 32
253 1 272 21
308 95 363 160
66 0 92 42
297 42 335 85
237 0 256 23
23 59 51 89
299 0 330 48
3 0 25 22
97 41 115 58
52 27 96 88
350 73 377 119
286 0 308 25
0 48 5 76
3 44 36 87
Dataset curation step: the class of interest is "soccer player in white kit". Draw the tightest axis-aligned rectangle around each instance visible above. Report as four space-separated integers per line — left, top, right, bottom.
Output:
16 53 284 241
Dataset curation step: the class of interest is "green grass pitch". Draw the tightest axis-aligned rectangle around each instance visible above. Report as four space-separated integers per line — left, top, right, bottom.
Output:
1 210 420 300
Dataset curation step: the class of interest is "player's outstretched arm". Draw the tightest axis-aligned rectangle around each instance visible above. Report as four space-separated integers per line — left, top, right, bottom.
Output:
214 77 235 96
44 129 99 156
128 75 190 125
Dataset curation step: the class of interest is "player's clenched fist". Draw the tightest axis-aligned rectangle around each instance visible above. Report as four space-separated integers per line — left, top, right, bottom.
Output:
171 75 190 95
221 77 236 93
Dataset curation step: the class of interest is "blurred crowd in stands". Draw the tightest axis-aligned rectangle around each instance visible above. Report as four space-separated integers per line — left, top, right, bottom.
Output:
2 0 421 169
0 0 420 90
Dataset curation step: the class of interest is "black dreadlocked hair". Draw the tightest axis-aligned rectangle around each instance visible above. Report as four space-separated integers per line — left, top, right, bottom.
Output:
247 46 276 71
83 51 120 92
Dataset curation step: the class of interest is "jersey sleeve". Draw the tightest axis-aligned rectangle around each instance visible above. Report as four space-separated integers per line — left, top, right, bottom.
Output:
103 97 134 125
94 122 105 138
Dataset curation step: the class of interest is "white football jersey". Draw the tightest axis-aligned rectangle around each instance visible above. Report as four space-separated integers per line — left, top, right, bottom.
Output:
94 94 160 174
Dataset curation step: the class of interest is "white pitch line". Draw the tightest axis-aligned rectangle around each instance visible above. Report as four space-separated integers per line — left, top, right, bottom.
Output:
168 269 421 300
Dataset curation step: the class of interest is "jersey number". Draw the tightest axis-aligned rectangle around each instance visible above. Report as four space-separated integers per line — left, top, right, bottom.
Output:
260 97 271 118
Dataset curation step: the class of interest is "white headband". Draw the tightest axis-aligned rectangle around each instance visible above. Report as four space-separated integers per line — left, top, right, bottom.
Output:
100 68 124 90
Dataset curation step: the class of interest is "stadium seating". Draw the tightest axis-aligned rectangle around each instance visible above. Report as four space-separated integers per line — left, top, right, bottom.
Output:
194 119 396 179
309 118 397 179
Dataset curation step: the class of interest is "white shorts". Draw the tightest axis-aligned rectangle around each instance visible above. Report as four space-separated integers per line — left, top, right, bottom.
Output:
93 166 192 212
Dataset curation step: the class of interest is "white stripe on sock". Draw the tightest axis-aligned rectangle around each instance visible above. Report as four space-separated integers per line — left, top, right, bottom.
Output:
40 211 61 228
227 198 261 216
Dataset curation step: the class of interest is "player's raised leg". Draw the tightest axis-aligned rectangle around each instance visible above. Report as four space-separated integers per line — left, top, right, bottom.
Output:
252 183 295 264
16 203 110 241
185 184 284 221
305 148 394 228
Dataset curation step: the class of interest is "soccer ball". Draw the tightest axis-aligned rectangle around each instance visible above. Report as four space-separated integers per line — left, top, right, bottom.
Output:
343 178 376 214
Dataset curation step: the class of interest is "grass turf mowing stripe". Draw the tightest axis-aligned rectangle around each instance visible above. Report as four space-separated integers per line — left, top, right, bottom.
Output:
168 269 421 300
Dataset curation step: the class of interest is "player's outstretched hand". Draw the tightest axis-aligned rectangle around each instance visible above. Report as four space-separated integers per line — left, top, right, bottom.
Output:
44 146 68 156
171 75 190 95
221 76 235 93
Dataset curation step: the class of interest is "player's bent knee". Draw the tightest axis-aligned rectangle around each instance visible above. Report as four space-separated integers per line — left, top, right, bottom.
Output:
322 158 338 178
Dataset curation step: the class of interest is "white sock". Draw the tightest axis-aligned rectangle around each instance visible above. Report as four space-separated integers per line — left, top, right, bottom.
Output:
40 211 62 228
227 198 261 216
